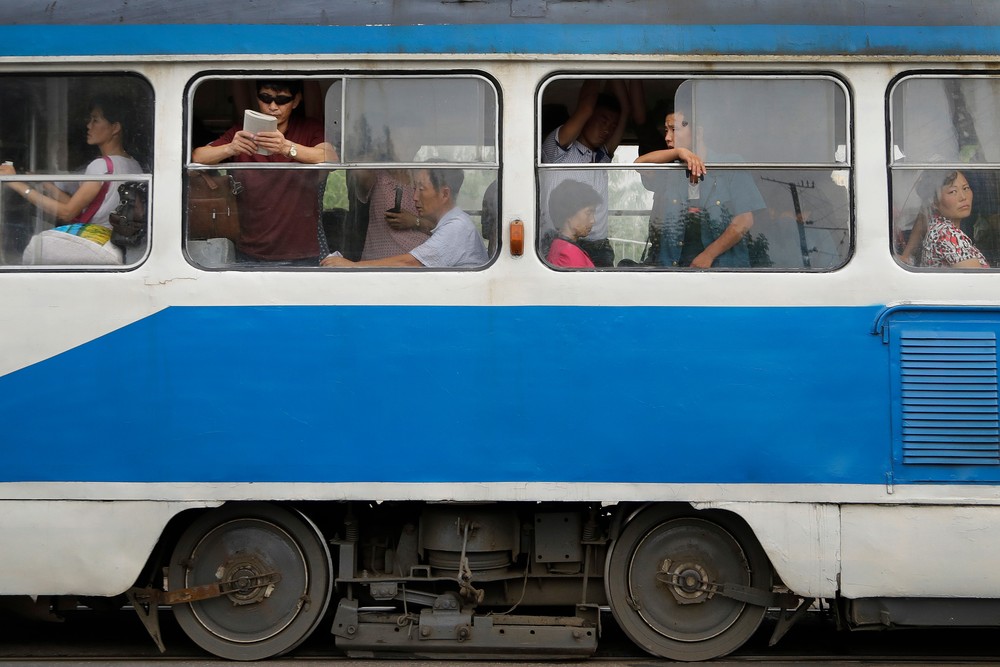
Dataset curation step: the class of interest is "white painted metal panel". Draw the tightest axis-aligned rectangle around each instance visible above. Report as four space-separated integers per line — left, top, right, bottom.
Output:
842 504 1000 598
0 500 217 595
695 502 841 598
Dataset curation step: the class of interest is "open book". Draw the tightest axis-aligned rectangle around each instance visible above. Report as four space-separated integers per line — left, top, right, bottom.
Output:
244 110 278 155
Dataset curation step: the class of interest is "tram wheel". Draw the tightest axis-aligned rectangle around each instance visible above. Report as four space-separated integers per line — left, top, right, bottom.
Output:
605 506 772 662
167 503 333 661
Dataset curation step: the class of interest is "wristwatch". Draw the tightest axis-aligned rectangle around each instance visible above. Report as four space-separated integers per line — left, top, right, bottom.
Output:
288 143 298 159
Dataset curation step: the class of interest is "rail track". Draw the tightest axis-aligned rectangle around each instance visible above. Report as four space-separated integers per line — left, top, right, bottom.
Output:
3 606 1000 665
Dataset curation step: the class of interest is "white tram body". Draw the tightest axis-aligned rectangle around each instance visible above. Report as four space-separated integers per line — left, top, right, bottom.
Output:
3 1 1000 661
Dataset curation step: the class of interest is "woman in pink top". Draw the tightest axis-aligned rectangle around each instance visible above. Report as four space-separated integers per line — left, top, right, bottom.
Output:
546 180 603 268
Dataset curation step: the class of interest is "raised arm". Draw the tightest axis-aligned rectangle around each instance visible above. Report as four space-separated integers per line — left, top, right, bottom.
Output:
555 79 601 149
628 79 647 127
604 79 631 156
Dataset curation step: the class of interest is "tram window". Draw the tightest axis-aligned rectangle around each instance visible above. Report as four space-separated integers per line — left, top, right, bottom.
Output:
537 77 850 270
891 76 1000 269
0 74 153 269
186 75 498 269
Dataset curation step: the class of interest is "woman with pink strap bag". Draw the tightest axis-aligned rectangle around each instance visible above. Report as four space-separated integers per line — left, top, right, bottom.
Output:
0 95 143 264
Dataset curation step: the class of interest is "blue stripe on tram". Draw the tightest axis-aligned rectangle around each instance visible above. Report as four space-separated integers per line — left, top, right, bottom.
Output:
0 304 892 485
0 24 999 57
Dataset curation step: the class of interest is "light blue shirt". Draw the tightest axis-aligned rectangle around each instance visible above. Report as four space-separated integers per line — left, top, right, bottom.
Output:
411 206 488 268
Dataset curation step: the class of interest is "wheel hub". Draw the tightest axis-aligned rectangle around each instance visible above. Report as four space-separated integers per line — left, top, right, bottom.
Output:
220 556 274 605
658 559 714 604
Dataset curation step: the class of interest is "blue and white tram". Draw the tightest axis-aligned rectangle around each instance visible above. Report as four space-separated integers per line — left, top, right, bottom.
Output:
4 0 1000 661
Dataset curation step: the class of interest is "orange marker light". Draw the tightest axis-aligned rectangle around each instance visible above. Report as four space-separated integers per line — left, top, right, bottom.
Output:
509 219 524 256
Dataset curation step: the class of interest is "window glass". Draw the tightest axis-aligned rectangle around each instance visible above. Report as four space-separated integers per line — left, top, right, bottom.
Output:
892 77 1000 164
891 76 1000 269
187 75 497 269
338 78 496 164
0 75 153 268
537 77 850 270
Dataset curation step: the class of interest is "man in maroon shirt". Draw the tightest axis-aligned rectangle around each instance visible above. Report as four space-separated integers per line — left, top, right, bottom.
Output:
192 80 336 264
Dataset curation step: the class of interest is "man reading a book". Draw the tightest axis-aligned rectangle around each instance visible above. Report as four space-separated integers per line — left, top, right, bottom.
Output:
192 80 337 264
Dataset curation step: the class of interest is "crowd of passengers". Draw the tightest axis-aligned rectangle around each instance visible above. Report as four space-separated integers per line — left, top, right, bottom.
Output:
541 79 997 270
2 78 991 270
192 77 754 270
192 80 487 269
539 78 768 269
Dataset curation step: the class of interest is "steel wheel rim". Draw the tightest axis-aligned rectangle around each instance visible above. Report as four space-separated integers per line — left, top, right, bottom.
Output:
169 503 333 661
185 517 309 643
627 517 750 642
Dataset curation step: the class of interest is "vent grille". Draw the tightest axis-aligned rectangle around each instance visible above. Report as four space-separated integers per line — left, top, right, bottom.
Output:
900 332 1000 465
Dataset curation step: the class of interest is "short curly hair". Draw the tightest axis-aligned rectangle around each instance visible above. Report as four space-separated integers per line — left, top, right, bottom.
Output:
548 180 603 228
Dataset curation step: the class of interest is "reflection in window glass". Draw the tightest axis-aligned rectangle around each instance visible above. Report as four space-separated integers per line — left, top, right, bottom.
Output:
680 79 846 165
594 165 848 269
892 77 1000 164
187 76 497 269
337 78 496 164
0 75 153 268
537 76 850 271
891 76 1000 269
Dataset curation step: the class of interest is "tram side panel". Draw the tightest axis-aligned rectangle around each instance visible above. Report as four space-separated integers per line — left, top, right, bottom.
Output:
1 303 891 489
0 300 891 594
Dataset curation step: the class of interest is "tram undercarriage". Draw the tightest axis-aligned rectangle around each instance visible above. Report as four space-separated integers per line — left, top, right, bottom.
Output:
116 500 800 662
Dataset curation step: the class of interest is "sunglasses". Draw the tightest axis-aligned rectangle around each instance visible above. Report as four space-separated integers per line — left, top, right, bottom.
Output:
257 92 295 105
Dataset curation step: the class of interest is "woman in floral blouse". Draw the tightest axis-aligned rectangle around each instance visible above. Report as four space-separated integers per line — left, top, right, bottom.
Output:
918 170 989 269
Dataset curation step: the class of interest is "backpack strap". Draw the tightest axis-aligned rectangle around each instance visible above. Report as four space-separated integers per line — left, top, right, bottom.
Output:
74 155 114 224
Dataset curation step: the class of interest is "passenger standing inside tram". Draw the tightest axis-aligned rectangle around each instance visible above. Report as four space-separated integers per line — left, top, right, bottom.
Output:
637 87 764 268
192 80 336 265
352 135 430 260
354 169 428 260
540 79 630 267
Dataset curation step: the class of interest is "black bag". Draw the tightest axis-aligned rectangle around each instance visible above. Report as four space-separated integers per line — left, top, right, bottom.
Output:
578 238 615 268
109 181 148 249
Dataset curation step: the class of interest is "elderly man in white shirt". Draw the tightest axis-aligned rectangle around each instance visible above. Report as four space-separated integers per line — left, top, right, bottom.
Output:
322 168 487 269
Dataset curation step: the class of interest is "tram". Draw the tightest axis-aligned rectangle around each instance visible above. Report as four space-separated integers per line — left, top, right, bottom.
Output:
3 0 1000 662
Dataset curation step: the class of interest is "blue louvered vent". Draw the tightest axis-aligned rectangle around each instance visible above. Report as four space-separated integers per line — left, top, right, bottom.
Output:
900 332 1000 465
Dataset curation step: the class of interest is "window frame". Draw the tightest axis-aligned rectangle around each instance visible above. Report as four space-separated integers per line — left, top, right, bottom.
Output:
184 70 501 271
0 71 155 272
888 71 1000 271
535 72 853 273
